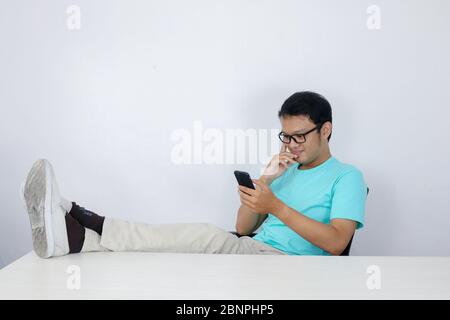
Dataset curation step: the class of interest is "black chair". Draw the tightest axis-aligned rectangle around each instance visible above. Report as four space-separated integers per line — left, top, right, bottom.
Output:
231 187 369 256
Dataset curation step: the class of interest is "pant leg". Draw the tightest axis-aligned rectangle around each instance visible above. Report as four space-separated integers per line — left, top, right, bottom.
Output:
94 218 287 255
82 228 110 252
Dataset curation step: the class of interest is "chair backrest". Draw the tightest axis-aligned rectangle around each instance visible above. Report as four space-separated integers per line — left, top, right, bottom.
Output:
340 234 354 256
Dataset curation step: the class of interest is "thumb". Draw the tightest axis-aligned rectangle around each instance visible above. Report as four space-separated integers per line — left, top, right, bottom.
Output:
252 179 265 190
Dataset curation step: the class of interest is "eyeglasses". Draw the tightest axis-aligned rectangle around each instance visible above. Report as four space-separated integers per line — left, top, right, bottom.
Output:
278 126 319 144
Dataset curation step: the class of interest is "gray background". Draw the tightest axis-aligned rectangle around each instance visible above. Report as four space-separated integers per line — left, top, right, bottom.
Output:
1 0 449 269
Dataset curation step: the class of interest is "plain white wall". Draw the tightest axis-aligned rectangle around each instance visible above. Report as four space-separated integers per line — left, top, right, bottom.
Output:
1 0 450 268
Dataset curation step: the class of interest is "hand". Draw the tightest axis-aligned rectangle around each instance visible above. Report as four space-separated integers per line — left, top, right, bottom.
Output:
238 179 283 214
260 143 298 184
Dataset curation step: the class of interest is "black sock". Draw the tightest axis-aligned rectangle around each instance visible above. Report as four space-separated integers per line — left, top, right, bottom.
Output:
65 213 85 254
68 202 105 236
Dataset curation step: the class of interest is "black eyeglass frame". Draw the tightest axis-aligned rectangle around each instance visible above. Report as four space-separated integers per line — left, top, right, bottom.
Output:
278 125 320 144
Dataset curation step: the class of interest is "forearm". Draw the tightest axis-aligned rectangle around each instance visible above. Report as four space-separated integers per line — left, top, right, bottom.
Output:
235 205 266 235
235 176 273 235
272 202 346 255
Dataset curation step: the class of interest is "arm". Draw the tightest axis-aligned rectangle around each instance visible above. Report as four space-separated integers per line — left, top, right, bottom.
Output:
240 178 358 255
235 142 298 235
273 202 356 255
235 205 267 236
235 176 275 235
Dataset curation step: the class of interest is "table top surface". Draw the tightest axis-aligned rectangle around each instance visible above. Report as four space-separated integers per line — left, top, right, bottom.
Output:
1 252 449 299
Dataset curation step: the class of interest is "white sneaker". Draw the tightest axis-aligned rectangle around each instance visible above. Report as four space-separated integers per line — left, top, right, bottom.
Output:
23 159 70 258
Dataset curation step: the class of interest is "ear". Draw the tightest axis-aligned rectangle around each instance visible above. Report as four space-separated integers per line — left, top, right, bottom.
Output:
321 121 332 140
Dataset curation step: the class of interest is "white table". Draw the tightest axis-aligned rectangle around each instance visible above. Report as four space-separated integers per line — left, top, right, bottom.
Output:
0 252 449 299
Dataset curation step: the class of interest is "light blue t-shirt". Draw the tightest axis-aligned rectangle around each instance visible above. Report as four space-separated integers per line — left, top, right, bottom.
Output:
252 156 367 255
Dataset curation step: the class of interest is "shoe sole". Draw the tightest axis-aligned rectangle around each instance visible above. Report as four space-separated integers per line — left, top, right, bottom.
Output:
23 159 55 258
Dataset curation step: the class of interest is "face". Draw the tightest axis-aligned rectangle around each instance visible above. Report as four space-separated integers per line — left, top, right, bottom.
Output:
279 115 332 166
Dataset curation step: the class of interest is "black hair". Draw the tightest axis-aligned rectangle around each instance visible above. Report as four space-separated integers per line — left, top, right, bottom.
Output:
278 91 332 142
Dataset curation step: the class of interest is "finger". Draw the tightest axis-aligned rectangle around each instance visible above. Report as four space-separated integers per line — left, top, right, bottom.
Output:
238 185 257 196
251 179 263 191
280 152 297 158
281 153 298 160
239 190 255 202
279 156 297 165
285 145 290 153
241 200 254 210
237 187 248 196
252 179 266 189
284 156 298 164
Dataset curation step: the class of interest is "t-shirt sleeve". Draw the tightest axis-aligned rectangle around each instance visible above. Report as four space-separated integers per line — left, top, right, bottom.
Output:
330 169 367 229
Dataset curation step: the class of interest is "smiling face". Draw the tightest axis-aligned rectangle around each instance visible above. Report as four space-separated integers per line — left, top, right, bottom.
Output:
280 115 333 170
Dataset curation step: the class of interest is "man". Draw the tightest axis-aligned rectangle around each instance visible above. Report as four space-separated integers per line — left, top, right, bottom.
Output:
22 91 367 258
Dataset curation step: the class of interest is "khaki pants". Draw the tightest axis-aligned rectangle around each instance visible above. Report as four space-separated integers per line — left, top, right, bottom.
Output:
82 218 287 255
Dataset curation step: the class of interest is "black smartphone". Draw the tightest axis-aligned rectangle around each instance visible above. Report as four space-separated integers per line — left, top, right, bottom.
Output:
234 170 255 190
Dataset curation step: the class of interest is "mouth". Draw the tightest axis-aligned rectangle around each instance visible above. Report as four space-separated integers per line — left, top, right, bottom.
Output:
291 150 304 156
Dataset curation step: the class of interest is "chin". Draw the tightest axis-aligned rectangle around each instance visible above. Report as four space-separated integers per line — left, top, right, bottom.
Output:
297 155 306 163
298 157 310 165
